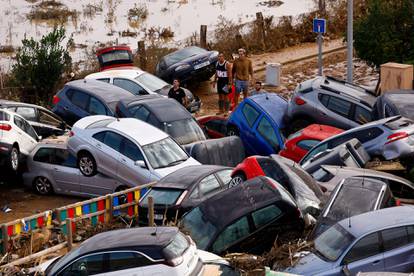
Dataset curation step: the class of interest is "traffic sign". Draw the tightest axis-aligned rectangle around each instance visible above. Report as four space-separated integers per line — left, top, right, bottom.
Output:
313 18 326 33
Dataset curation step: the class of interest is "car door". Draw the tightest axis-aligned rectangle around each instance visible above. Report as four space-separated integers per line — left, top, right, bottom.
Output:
381 226 414 272
239 103 261 154
118 137 152 186
342 232 385 274
88 96 110 116
210 216 251 254
105 251 153 276
57 252 106 275
215 169 233 188
91 131 121 178
113 78 149 96
52 148 81 196
13 116 37 155
318 93 356 129
254 115 282 155
198 174 222 201
66 89 90 123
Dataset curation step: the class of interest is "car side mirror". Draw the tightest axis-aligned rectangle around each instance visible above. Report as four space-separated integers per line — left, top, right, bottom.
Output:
135 160 147 169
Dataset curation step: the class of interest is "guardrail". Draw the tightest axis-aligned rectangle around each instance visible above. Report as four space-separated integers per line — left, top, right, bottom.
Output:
0 183 153 265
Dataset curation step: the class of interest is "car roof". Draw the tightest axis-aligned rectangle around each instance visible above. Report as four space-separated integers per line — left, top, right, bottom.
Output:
338 206 414 237
247 93 287 127
301 124 343 140
0 100 45 110
86 68 145 80
191 176 284 230
163 46 206 59
155 165 231 189
315 76 377 107
64 79 133 105
123 96 191 122
107 117 169 145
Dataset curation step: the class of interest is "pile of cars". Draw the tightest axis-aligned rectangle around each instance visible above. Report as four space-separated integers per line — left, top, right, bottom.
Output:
4 45 414 275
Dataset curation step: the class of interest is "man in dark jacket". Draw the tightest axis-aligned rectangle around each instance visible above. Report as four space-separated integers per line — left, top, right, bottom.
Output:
168 79 188 107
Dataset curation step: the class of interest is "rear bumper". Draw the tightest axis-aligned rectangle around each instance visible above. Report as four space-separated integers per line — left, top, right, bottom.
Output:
0 142 12 165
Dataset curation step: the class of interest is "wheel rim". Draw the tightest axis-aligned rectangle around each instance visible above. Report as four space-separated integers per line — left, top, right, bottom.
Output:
229 176 244 187
35 177 51 194
79 156 94 175
10 148 18 171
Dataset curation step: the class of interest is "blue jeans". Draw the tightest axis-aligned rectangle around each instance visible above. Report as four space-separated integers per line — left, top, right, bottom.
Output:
235 80 249 94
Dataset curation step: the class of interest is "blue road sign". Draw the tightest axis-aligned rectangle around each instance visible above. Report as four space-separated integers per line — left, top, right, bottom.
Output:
313 18 326 33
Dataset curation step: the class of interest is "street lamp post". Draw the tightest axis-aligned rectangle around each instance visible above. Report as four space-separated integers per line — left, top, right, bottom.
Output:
347 0 353 83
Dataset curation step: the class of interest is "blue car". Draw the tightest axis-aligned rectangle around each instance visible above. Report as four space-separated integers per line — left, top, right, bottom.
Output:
227 93 287 156
287 206 414 275
52 79 133 125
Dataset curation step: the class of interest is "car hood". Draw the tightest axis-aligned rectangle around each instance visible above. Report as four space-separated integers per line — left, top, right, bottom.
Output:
286 252 335 275
154 157 201 177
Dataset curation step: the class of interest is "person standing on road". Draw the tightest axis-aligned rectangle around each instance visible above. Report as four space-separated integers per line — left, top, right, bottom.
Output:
232 48 254 106
212 53 232 116
168 79 188 107
250 81 266 96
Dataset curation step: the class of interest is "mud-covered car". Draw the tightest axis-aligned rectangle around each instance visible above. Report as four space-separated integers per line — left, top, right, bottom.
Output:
156 46 219 84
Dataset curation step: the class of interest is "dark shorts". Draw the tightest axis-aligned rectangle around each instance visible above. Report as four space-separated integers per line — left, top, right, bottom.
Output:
217 79 230 95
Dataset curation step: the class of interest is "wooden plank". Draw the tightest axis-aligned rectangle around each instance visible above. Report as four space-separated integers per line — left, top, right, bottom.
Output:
138 40 147 70
200 25 207 49
66 219 73 251
380 63 413 93
1 225 7 255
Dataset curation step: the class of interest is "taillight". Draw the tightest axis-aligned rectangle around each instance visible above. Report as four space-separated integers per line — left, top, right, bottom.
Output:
385 132 408 145
52 95 60 105
175 190 188 206
265 178 278 189
0 123 12 131
294 96 306 105
69 131 74 137
396 199 402 206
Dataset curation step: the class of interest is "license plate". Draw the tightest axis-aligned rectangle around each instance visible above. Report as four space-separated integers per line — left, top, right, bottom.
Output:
194 61 210 70
154 214 164 220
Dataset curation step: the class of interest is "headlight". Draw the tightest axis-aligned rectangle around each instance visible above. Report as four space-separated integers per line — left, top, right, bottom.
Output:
210 51 219 59
175 64 191 71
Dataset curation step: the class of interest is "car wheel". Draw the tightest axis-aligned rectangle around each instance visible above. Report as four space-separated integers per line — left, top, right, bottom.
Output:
34 176 53 195
229 173 246 188
78 152 97 177
226 125 239 136
290 119 311 134
9 146 19 172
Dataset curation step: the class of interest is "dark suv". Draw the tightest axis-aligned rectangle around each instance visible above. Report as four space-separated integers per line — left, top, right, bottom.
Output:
286 76 377 133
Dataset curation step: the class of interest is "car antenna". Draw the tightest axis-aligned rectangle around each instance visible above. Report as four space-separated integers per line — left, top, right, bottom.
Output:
348 208 351 228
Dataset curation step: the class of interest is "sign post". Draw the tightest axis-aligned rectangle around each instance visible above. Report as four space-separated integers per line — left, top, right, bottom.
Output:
313 18 326 76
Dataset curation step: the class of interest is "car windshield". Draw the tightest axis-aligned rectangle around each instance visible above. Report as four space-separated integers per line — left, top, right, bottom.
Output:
181 207 217 250
142 137 189 169
140 188 184 206
101 50 131 63
314 224 355 261
135 73 170 92
162 232 189 260
164 119 206 145
164 47 206 66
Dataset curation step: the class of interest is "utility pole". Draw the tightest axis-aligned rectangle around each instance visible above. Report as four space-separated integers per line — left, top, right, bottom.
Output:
347 0 353 83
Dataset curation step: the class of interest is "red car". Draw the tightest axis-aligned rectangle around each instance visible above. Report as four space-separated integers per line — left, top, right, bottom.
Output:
279 124 343 163
96 45 134 71
197 115 227 139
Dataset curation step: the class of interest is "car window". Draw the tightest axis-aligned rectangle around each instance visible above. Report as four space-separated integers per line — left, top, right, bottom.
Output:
321 95 352 118
92 132 106 142
205 119 227 134
70 91 89 109
0 111 10 121
189 186 199 199
121 138 144 161
257 116 280 151
163 232 190 260
384 104 395 117
97 78 110 83
131 105 150 122
113 78 148 95
382 226 409 252
330 128 383 148
297 139 320 151
103 131 123 152
387 180 414 200
59 253 104 276
88 97 107 115
24 120 38 140
39 110 62 127
108 252 151 272
407 225 414 242
199 174 221 196
216 169 233 186
251 204 282 228
15 107 36 121
319 93 329 106
301 142 329 164
141 188 184 206
33 147 54 163
354 105 372 124
344 232 381 264
14 116 25 130
54 149 77 168
242 103 260 128
212 216 250 253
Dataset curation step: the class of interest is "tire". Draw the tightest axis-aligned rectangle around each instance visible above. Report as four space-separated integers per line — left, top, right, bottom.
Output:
33 176 53 195
226 125 239 137
78 152 97 177
290 119 311 134
229 173 246 188
9 146 19 172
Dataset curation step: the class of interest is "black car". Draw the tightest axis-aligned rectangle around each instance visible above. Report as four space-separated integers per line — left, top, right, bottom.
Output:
52 79 133 125
139 165 233 225
116 95 206 145
155 46 219 84
180 176 305 255
373 90 414 120
311 176 397 239
0 100 69 138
